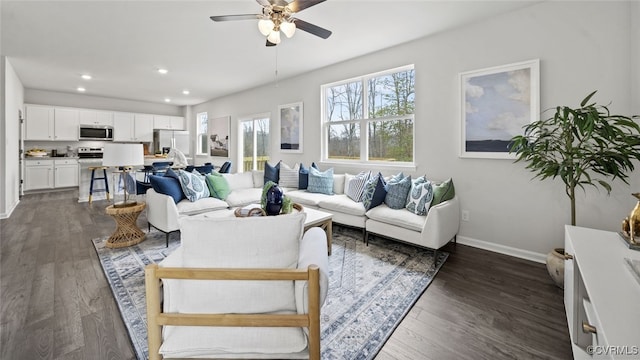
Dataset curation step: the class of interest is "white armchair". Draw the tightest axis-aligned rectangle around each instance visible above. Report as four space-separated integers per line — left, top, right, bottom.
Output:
145 212 329 359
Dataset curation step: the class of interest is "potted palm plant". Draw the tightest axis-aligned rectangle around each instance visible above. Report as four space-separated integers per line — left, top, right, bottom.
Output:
510 91 640 287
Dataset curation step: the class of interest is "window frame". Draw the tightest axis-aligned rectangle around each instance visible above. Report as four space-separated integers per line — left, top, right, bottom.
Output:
320 64 416 168
238 112 271 172
196 112 208 156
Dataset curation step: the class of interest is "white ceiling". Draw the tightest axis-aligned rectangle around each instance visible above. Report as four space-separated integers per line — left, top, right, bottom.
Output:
1 0 536 106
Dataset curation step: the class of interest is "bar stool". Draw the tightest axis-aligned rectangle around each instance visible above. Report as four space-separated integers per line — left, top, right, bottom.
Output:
88 166 110 203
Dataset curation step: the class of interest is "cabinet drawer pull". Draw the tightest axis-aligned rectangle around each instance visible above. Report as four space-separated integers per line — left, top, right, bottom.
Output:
582 321 597 334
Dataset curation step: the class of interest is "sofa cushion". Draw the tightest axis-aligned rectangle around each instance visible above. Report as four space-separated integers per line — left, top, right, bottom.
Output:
149 175 185 203
345 171 370 202
225 187 263 207
362 173 387 210
285 190 327 207
264 161 280 184
385 174 412 209
333 174 346 195
366 204 425 232
307 167 334 195
318 194 366 216
222 172 255 191
432 178 455 206
205 173 231 200
176 196 229 216
279 162 299 189
176 170 210 202
406 177 433 216
252 170 264 188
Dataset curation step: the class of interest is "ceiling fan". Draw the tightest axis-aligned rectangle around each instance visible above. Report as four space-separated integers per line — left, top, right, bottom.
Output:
210 0 332 47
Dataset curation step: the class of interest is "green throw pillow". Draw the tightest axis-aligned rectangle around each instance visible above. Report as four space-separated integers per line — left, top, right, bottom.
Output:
432 178 455 206
205 173 231 200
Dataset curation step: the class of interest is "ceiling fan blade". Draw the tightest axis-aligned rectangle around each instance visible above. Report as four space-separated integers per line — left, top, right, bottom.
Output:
293 18 332 39
266 39 277 47
210 14 260 22
288 0 326 13
256 0 271 6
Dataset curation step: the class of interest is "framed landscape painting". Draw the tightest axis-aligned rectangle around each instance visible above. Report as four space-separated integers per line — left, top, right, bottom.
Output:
460 59 540 159
279 102 303 153
208 115 230 158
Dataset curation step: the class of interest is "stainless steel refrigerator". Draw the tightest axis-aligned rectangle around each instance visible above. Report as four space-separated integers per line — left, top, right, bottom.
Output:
153 130 190 156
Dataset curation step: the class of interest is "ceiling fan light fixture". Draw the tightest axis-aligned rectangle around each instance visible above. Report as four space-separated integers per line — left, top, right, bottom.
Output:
281 20 296 38
267 30 281 44
258 18 274 36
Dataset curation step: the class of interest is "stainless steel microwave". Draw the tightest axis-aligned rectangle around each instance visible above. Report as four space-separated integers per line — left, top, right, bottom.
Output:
79 126 113 141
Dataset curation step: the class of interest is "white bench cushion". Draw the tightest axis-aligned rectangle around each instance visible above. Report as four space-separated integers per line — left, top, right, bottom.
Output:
176 197 229 216
366 203 425 232
319 194 366 217
225 188 262 207
286 190 330 207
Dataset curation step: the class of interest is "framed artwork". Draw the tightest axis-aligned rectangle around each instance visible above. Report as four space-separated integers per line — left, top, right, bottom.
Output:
279 102 303 153
208 115 230 158
460 59 540 159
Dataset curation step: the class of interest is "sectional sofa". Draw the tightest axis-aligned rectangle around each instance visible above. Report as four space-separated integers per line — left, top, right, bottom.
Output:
146 170 460 252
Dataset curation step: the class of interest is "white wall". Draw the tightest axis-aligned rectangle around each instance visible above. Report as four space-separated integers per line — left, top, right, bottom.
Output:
25 89 182 116
1 57 25 218
193 2 638 260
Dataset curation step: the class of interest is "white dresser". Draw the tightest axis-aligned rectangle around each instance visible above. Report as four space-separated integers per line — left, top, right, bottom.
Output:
564 226 640 359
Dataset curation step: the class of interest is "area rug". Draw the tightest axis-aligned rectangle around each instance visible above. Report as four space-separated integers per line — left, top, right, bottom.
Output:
92 226 448 360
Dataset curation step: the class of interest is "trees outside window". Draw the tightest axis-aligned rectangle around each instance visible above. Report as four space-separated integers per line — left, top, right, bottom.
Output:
239 114 270 172
322 65 415 164
196 112 208 155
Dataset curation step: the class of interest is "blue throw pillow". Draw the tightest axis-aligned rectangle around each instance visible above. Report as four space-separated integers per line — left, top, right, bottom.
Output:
385 174 412 209
264 161 280 184
307 167 334 195
149 175 185 203
164 167 180 180
362 173 387 210
298 163 309 189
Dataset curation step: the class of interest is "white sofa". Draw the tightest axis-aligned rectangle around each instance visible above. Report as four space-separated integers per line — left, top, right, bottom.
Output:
146 170 460 251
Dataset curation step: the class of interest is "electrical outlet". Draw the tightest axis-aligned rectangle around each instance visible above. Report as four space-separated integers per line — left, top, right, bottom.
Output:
462 210 470 222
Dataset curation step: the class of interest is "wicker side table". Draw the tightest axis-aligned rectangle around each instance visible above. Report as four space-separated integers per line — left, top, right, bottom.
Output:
105 202 146 248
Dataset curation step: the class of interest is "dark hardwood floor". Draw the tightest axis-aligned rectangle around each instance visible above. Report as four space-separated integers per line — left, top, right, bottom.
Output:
1 190 572 360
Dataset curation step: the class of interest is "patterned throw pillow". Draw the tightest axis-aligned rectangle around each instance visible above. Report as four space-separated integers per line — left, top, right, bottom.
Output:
307 167 334 195
345 171 371 202
385 174 412 209
278 162 300 188
405 176 433 215
205 172 231 200
264 161 280 184
362 173 387 210
432 178 455 206
177 170 210 202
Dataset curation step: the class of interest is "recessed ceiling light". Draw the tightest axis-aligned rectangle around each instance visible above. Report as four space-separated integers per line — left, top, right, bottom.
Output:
77 87 86 92
164 98 171 102
182 90 190 95
81 74 92 80
158 68 168 74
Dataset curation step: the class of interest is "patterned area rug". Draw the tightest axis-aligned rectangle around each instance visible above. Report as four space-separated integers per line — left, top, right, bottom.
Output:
92 226 448 360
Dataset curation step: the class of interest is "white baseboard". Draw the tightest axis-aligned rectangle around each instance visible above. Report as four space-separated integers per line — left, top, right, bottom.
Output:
0 199 19 219
456 235 547 264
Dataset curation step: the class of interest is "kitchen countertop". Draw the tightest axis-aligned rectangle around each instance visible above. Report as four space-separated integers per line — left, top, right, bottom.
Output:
25 156 79 160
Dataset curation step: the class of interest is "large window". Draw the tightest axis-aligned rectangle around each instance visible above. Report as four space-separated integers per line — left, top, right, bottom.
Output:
239 114 270 172
322 65 415 164
196 112 208 155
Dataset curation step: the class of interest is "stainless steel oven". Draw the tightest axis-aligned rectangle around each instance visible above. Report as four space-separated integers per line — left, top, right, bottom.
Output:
79 126 113 141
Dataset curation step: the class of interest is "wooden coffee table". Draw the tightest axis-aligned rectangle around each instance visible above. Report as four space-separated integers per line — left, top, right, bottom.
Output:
302 207 333 255
105 202 146 248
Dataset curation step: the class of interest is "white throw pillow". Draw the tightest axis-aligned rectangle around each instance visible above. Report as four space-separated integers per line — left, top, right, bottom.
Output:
222 172 255 191
279 163 300 188
345 171 371 202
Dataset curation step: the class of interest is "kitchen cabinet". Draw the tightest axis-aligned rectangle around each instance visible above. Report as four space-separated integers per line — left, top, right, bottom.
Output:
154 115 185 130
54 159 79 188
24 159 79 190
564 226 640 359
113 112 153 142
79 110 113 126
24 159 54 190
24 105 79 141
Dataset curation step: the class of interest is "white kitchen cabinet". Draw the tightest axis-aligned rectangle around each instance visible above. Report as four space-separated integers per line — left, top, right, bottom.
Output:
54 159 79 188
154 115 185 130
564 226 640 359
53 108 79 140
114 112 153 142
24 159 54 190
25 105 54 140
134 114 154 141
79 110 113 126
